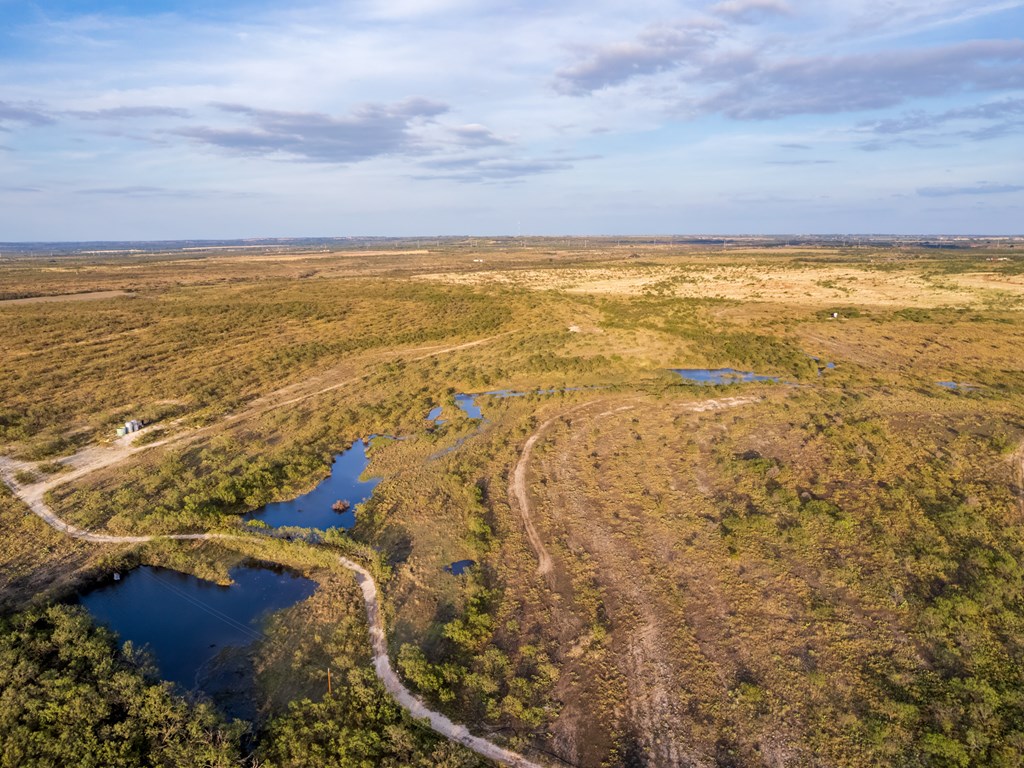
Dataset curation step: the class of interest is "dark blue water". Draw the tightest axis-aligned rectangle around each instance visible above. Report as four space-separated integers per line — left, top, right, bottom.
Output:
427 406 445 423
244 440 380 529
445 559 476 575
79 564 315 692
672 368 780 384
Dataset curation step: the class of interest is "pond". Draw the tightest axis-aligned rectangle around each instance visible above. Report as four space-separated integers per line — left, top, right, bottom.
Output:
79 564 316 711
445 559 476 575
244 439 381 529
937 381 980 392
672 368 780 384
454 393 485 419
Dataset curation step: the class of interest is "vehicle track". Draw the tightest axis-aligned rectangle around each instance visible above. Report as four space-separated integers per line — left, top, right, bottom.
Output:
507 394 761 765
508 396 759 575
1015 442 1024 518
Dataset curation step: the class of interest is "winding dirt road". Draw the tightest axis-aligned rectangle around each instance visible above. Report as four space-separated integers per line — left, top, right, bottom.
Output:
341 555 543 768
0 461 545 767
0 339 549 767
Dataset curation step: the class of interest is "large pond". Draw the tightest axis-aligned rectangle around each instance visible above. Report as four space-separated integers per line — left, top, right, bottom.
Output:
244 439 381 529
79 564 316 706
672 368 780 385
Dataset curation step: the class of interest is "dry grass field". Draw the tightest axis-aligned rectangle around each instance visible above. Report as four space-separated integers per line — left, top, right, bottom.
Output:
2 238 1024 766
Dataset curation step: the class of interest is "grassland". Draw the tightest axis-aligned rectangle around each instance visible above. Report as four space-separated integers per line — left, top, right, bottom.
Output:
2 238 1024 766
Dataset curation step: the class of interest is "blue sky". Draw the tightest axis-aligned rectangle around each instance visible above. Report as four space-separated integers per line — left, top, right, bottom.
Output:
0 0 1022 239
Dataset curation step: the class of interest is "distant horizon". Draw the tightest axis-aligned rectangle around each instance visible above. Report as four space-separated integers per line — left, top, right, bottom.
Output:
2 233 1023 248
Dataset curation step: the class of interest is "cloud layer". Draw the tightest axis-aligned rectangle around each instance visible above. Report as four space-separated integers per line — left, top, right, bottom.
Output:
175 100 448 163
0 0 1021 237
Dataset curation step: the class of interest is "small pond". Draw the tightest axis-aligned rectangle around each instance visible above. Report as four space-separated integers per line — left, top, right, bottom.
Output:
454 393 485 419
937 381 980 392
244 439 381 529
672 368 780 385
445 559 476 575
79 564 316 703
427 406 446 424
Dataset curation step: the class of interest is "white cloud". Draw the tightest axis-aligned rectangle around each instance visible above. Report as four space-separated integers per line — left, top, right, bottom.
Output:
0 0 1021 236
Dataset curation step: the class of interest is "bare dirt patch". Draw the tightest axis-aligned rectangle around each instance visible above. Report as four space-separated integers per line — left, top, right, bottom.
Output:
0 289 134 305
419 264 1018 308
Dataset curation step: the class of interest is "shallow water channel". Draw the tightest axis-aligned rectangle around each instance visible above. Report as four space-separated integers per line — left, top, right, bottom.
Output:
444 388 568 421
79 564 315 712
672 368 780 384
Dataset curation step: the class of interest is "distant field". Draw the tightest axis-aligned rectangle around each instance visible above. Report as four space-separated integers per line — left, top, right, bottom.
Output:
421 260 1024 309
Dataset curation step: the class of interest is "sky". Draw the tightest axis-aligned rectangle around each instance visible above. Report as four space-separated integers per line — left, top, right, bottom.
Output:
0 0 1022 239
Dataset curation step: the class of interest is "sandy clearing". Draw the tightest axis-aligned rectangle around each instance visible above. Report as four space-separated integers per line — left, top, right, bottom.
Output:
418 265 1017 308
0 290 134 305
951 272 1024 295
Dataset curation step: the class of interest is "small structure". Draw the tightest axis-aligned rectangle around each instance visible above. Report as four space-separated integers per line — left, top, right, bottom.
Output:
116 419 145 437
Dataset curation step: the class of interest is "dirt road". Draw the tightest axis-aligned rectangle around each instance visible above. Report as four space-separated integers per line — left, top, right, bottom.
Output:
0 334 547 767
0 463 545 767
506 394 762 765
0 290 134 305
0 333 510 503
341 555 544 768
